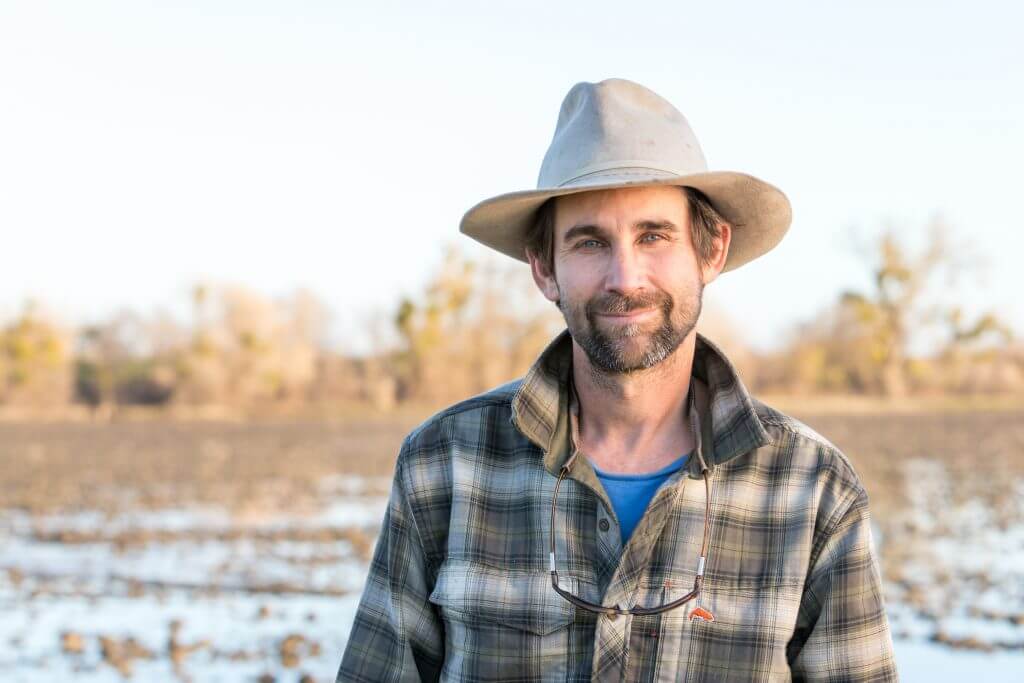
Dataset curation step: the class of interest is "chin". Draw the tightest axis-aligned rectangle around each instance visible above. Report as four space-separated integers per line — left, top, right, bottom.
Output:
609 343 664 369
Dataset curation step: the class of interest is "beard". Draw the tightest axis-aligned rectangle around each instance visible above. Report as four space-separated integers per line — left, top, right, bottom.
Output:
557 279 703 375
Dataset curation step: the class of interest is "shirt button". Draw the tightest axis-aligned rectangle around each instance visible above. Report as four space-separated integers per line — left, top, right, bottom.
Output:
599 518 610 532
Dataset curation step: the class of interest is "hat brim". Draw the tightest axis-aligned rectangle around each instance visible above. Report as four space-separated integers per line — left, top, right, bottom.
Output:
459 170 791 272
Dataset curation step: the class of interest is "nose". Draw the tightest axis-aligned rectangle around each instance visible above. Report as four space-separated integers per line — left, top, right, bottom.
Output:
604 242 645 294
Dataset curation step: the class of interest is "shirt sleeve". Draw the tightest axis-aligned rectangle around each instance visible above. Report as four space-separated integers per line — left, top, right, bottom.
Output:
337 443 445 682
787 486 899 682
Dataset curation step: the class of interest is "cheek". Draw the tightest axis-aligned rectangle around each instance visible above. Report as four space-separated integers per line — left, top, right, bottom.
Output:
554 267 601 302
647 252 700 291
651 246 695 269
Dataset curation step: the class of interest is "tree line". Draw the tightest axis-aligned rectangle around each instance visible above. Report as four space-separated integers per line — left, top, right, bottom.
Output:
2 224 1019 416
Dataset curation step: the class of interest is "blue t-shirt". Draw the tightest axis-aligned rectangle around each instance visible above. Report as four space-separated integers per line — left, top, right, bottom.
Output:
591 453 689 545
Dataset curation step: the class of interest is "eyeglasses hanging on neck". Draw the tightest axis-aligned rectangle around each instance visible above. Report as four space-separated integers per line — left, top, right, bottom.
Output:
548 375 715 619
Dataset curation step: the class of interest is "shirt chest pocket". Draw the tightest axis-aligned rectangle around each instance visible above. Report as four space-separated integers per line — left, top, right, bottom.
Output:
428 560 581 680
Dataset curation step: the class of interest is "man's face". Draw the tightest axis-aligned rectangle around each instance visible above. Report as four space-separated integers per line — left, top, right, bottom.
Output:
529 185 727 374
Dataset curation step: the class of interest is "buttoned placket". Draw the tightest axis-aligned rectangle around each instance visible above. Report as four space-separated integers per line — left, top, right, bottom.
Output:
563 380 709 681
596 500 620 549
557 369 720 682
560 400 626 600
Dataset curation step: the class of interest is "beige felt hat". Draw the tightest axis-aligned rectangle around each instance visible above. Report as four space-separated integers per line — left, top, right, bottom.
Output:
459 78 792 272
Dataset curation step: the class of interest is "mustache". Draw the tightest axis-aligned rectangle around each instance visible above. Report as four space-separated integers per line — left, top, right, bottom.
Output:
585 290 672 316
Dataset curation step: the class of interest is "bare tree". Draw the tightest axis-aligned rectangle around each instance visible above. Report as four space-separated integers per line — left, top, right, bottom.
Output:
165 283 332 408
768 218 1014 396
393 246 563 405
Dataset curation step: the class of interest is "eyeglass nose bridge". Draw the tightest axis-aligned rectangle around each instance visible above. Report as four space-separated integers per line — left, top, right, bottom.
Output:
549 562 705 617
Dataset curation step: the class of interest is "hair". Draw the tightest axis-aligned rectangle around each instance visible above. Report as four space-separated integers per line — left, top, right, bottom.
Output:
523 186 729 276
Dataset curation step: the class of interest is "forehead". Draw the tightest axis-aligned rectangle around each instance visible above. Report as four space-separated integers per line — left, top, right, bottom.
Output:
552 185 688 231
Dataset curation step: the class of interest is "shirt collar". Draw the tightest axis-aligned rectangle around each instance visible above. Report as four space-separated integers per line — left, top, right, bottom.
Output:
510 329 772 479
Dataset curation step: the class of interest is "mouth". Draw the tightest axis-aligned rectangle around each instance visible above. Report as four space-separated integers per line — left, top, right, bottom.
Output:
595 308 659 322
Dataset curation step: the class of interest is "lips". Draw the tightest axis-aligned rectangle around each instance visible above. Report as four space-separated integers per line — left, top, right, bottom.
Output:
595 308 658 319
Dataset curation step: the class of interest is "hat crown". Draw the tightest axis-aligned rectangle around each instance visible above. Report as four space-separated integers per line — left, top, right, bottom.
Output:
538 78 709 189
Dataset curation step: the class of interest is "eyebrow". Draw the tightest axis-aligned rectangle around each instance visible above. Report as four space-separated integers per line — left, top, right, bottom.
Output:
562 219 679 243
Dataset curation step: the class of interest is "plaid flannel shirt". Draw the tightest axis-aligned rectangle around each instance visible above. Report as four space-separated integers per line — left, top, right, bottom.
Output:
338 331 898 682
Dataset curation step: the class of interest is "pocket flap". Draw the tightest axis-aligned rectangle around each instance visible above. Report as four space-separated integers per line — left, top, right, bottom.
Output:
429 560 585 636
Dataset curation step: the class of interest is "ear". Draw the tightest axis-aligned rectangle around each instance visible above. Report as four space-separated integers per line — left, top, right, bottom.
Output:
527 251 560 303
701 222 732 285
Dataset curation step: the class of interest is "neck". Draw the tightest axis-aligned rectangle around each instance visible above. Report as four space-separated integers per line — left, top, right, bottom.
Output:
572 332 697 474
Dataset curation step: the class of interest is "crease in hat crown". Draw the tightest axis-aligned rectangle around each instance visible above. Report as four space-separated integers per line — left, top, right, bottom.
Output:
538 78 709 190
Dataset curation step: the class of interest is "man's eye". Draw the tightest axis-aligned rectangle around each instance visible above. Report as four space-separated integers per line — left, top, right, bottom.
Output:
641 233 665 243
579 239 603 249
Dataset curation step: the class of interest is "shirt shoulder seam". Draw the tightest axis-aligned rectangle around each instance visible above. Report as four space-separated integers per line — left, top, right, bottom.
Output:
404 383 520 444
756 409 865 494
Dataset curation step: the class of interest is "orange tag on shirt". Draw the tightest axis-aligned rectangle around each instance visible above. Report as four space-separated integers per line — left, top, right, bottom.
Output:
689 607 715 622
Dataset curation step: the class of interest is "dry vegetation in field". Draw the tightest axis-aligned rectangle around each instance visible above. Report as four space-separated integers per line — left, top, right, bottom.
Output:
2 404 1022 534
5 401 1021 507
3 406 1022 572
0 416 415 516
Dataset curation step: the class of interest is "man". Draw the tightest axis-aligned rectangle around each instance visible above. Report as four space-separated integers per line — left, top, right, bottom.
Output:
338 79 897 682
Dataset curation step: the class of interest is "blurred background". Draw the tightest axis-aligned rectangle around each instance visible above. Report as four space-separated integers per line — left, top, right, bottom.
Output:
1 1 1022 680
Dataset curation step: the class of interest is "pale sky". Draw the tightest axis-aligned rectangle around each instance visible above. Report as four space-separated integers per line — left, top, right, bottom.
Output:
1 0 1021 353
